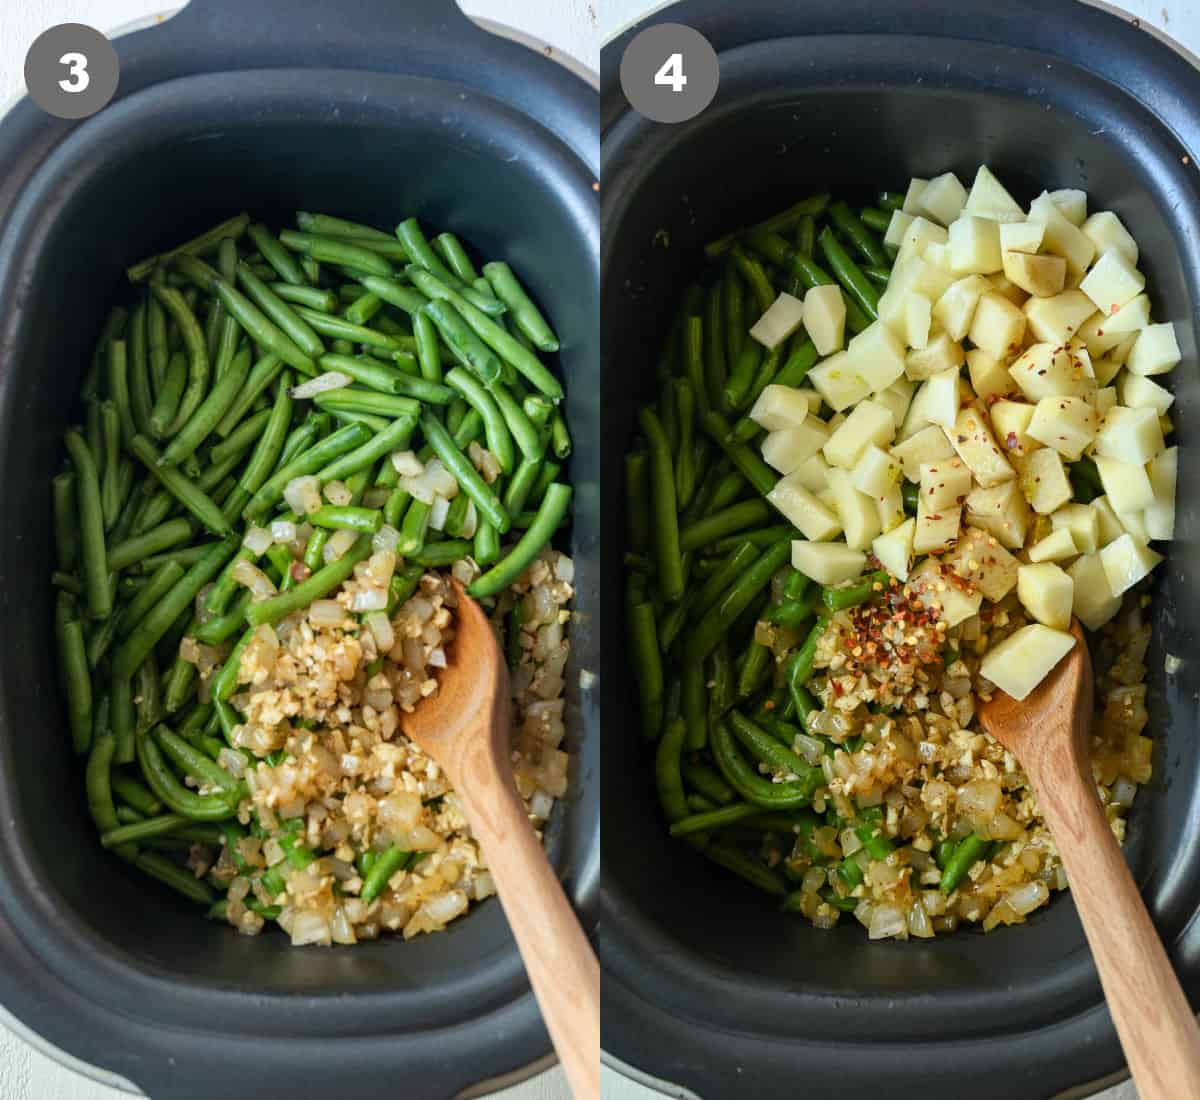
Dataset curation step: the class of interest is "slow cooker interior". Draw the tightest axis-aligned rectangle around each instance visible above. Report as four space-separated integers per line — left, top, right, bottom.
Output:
0 72 598 1020
601 41 1200 1055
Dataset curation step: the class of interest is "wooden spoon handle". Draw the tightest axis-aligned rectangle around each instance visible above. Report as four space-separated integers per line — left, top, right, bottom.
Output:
1036 768 1200 1099
458 770 599 1099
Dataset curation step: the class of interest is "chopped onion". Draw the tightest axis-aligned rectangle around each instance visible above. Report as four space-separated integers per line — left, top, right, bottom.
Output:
270 520 297 545
1006 880 1049 917
868 903 907 941
243 526 272 555
284 475 323 516
231 559 278 600
839 828 862 857
461 499 478 539
391 450 425 478
400 473 435 505
907 900 934 939
324 479 352 506
424 890 469 925
750 292 805 350
428 647 447 668
323 529 358 562
218 748 247 778
365 611 394 651
425 459 458 498
554 554 575 583
1111 776 1137 808
289 911 331 946
309 600 346 628
793 733 825 766
373 524 401 554
351 587 388 612
429 495 451 531
290 371 350 399
529 790 554 820
468 442 501 484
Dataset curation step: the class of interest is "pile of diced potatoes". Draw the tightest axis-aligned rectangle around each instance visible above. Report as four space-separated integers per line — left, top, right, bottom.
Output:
748 165 1178 701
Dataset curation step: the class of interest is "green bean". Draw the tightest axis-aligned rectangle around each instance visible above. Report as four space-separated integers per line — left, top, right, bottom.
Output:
128 302 154 437
638 407 684 602
270 283 337 311
419 411 510 534
395 218 503 316
148 351 187 438
245 534 372 627
821 570 891 612
704 193 830 257
53 472 80 572
417 297 503 386
127 214 249 283
724 342 762 412
135 545 213 574
155 726 239 792
654 717 690 824
940 832 989 894
682 763 736 807
736 638 772 702
107 667 135 762
60 619 93 754
243 421 370 519
145 293 169 396
136 850 216 905
730 245 775 317
411 540 473 567
629 602 663 739
828 200 887 267
311 389 420 423
215 353 284 439
117 561 184 637
295 212 397 244
681 660 707 750
693 542 759 621
701 411 778 498
796 214 816 258
111 773 163 817
149 281 210 434
63 430 112 619
193 592 252 646
702 279 729 412
624 452 650 553
352 276 425 320
733 339 820 441
309 505 382 534
493 381 543 460
128 436 230 536
681 314 710 425
99 401 123 530
101 812 191 848
112 536 237 678
788 619 827 688
474 519 500 566
685 540 791 664
817 227 880 320
160 343 252 467
361 844 413 903
85 615 117 669
679 500 770 553
235 262 324 358
504 454 546 519
707 637 734 741
856 824 895 861
481 261 559 352
704 843 787 895
673 378 697 509
669 802 762 837
710 718 814 810
84 734 137 862
549 409 571 459
136 656 166 734
51 572 81 595
277 229 393 278
769 583 819 629
864 265 891 286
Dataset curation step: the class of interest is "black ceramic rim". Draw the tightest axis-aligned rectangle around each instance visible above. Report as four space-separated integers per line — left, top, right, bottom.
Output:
0 3 598 1098
600 2 1200 1097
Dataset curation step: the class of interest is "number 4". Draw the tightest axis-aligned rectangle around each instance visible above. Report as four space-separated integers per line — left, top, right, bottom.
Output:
654 52 687 93
58 52 90 94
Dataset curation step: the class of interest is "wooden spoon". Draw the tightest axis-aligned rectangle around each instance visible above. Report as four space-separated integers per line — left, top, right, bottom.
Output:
979 618 1200 1100
402 579 599 1100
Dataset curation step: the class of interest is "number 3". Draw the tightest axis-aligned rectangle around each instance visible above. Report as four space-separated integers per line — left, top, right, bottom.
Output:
58 52 90 94
654 52 687 93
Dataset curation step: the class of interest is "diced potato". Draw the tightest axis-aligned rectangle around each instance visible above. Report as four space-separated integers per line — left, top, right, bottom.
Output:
872 517 915 580
947 404 1015 487
914 497 961 553
909 559 983 627
1002 251 1066 298
904 293 933 349
917 172 968 225
1079 250 1145 317
1094 386 1118 417
790 452 831 493
874 379 915 429
965 480 1030 549
1115 507 1150 543
969 292 1027 360
903 179 930 214
1094 455 1155 513
905 332 964 381
827 468 881 551
750 292 805 349
933 274 990 341
1102 293 1150 335
749 384 812 431
1092 405 1164 465
903 368 961 436
884 209 914 249
1009 342 1096 402
767 475 841 540
1100 533 1163 595
964 166 1025 220
826 412 847 434
924 241 951 271
823 399 896 469
1028 528 1079 563
1020 448 1073 515
791 541 866 585
990 400 1040 458
879 258 954 333
988 272 1029 306
846 321 908 393
981 624 1075 700
944 526 1019 601
998 221 1045 254
1023 289 1096 344
1081 211 1138 265
1144 446 1177 540
1048 189 1087 226
1017 563 1074 630
877 484 906 532
1091 496 1125 547
1026 395 1097 459
1092 343 1132 387
948 215 1003 275
1050 503 1099 553
762 421 830 474
852 444 903 498
803 285 847 356
808 350 872 411
894 217 950 269
920 457 971 510
1076 310 1131 360
1068 553 1122 629
891 424 956 481
1028 192 1096 274
1126 323 1181 377
794 387 824 416
967 348 1017 401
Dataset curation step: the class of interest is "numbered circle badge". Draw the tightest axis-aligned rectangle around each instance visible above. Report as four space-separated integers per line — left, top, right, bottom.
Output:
24 24 120 120
619 23 719 124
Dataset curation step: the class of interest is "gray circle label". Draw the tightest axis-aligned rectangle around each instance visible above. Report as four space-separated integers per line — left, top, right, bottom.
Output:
619 23 719 125
24 24 119 120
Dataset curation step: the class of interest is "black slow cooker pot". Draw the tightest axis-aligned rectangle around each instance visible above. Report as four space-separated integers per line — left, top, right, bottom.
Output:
0 2 599 1097
601 2 1200 1097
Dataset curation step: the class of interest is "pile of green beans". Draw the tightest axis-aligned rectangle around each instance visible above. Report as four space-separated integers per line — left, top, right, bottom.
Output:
627 189 937 910
55 211 571 921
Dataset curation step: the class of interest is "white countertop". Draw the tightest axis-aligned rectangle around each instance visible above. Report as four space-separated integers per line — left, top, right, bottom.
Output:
0 7 591 1100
